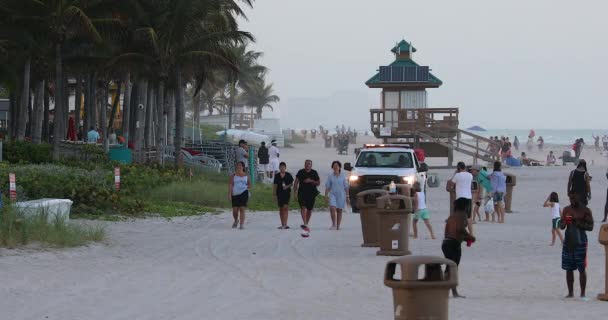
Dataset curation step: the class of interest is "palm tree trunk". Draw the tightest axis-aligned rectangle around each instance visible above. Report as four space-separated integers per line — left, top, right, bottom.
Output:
155 82 165 163
145 84 154 148
17 56 31 140
227 81 235 129
83 74 89 133
129 81 139 143
174 70 185 168
52 44 64 160
31 80 45 144
121 73 132 144
8 89 16 141
62 72 69 140
100 83 108 151
135 80 147 153
193 92 201 143
74 75 82 139
43 83 49 142
166 89 175 146
91 73 98 130
107 80 122 138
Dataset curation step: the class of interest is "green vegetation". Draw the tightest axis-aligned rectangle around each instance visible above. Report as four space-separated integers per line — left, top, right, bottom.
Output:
147 179 328 211
199 124 225 140
0 205 105 248
2 141 53 164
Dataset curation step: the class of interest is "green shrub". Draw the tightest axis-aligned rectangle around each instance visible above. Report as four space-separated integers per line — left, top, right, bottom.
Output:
0 205 105 248
0 163 186 216
2 141 53 164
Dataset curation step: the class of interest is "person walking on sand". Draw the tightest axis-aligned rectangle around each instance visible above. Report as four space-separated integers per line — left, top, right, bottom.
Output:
273 162 294 229
268 140 280 180
229 161 250 229
294 160 320 235
546 151 557 166
413 182 435 239
567 159 591 207
442 200 476 298
593 134 601 152
236 140 249 172
490 161 507 223
448 162 474 235
560 193 594 300
471 165 492 222
258 142 269 183
513 136 519 151
324 161 349 230
544 192 564 246
537 136 545 151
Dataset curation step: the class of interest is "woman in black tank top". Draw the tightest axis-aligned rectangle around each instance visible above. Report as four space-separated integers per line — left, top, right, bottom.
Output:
568 160 591 206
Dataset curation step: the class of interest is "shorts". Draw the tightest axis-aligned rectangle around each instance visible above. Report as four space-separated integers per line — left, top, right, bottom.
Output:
277 193 290 207
258 164 269 172
454 198 472 218
552 218 561 229
442 239 462 266
269 159 280 172
231 191 249 208
298 193 316 211
493 192 504 204
414 208 430 220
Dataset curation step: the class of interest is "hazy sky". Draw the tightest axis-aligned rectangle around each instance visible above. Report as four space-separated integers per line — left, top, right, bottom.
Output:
240 0 608 130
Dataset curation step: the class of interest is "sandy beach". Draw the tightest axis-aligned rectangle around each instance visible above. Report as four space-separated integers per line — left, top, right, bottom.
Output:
2 137 608 320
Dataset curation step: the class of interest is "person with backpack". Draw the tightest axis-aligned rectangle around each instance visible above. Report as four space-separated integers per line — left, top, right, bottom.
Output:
567 159 591 207
257 142 270 183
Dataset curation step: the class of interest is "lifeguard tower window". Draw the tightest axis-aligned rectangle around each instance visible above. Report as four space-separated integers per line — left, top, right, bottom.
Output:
356 151 414 168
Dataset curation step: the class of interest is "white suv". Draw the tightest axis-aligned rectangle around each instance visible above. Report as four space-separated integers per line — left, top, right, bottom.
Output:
344 144 424 212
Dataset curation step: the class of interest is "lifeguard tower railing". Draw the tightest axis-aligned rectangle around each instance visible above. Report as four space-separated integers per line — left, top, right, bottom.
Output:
370 108 500 163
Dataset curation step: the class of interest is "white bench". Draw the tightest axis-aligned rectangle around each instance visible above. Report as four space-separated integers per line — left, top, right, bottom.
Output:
14 199 73 224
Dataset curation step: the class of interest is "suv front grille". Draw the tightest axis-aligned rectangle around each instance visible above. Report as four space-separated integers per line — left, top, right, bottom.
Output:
361 175 400 186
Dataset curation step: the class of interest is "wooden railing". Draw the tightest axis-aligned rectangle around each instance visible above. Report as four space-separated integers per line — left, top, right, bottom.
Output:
370 108 459 134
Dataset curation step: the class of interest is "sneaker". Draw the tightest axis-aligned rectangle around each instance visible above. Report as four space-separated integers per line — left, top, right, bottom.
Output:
284 225 290 229
232 221 238 228
579 296 590 302
329 226 337 230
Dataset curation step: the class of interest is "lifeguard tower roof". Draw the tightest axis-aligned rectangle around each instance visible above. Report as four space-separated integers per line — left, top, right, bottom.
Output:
366 40 442 88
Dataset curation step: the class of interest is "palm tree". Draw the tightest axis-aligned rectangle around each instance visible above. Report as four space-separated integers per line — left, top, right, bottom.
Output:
242 78 279 119
0 0 112 157
226 43 266 128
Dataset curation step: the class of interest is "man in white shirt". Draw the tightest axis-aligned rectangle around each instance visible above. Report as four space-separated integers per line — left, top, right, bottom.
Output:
448 162 474 235
268 140 280 180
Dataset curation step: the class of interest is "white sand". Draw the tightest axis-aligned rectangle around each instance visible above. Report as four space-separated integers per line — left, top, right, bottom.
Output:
1 137 608 320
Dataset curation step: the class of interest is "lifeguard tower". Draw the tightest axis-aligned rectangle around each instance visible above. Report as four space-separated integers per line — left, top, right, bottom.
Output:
366 40 498 167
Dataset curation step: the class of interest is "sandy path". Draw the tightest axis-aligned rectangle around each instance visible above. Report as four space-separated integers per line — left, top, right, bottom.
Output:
2 140 608 320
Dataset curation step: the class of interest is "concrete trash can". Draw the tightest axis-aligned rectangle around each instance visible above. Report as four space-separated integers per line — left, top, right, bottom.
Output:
384 255 458 320
383 184 413 197
376 195 414 256
356 189 389 247
599 223 608 301
505 173 516 213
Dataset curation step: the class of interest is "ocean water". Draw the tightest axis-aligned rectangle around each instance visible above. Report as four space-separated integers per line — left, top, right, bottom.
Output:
470 129 606 146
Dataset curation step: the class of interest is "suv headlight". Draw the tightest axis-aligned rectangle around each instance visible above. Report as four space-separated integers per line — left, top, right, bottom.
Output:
349 175 359 182
401 175 416 185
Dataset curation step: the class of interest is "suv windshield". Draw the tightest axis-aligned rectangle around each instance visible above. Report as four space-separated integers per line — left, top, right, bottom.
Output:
356 151 414 168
